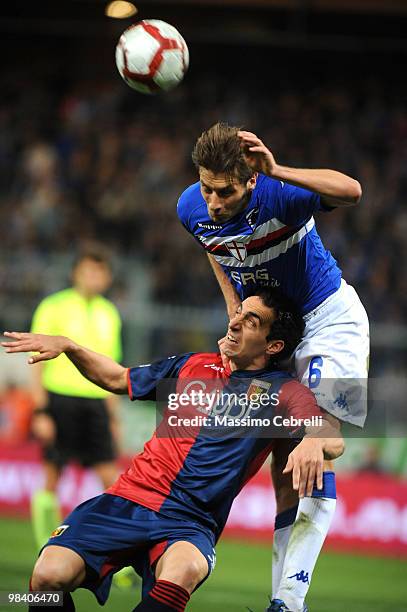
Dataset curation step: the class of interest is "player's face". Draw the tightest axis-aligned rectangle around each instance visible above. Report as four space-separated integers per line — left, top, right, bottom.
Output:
72 259 112 297
222 296 282 370
199 168 256 223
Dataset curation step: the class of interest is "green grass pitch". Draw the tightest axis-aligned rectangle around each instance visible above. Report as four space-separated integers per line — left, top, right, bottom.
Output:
0 517 406 611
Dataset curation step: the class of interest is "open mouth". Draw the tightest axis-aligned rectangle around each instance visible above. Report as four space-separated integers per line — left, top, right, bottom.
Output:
226 334 238 344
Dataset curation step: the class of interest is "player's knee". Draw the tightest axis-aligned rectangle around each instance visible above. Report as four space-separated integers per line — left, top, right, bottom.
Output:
169 558 208 593
175 555 208 591
31 563 67 591
157 543 209 593
31 555 81 591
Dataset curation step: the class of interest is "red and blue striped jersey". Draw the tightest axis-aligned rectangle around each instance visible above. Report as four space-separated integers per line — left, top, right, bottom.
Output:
177 174 341 315
107 352 322 538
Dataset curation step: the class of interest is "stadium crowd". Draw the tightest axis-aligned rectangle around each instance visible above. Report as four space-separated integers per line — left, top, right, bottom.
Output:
1 71 406 344
1 65 406 472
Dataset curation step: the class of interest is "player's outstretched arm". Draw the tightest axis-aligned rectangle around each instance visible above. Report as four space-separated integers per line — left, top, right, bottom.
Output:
1 332 128 394
239 130 362 207
207 253 241 319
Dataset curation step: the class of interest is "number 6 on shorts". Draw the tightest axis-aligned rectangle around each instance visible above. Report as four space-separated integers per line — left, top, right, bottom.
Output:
308 356 323 389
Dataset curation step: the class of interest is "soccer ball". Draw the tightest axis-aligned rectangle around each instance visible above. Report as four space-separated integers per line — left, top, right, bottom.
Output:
115 19 189 94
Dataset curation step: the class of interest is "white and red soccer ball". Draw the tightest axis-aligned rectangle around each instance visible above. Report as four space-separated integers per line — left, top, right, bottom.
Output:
115 19 189 94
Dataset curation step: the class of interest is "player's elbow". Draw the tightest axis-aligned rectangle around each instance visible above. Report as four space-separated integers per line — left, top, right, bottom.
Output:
349 179 362 205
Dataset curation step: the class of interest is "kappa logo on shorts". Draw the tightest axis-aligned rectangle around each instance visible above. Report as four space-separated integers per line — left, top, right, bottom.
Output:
334 392 348 410
50 524 70 537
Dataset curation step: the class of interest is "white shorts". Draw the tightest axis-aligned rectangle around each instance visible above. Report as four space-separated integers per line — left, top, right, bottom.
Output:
294 279 370 427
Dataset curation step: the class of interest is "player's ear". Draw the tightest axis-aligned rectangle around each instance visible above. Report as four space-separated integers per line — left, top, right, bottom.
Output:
247 173 258 191
266 339 284 356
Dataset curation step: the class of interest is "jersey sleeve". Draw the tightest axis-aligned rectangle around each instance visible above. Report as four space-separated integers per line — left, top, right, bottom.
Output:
176 182 202 234
277 379 323 436
177 193 192 232
127 353 194 401
265 178 325 226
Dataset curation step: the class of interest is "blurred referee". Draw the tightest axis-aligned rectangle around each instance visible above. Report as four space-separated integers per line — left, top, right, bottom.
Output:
29 247 122 550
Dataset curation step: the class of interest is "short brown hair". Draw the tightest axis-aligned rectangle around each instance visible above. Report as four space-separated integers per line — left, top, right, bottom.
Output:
72 244 112 272
192 122 254 183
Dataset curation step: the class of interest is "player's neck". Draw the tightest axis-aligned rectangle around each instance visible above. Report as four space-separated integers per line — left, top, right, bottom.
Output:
74 286 97 301
234 191 252 217
229 356 268 372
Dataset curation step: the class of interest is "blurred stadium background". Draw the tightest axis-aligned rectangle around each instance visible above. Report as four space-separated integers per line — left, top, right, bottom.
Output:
0 1 406 610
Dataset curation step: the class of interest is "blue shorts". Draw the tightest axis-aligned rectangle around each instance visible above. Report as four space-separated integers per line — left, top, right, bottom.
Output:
43 493 216 605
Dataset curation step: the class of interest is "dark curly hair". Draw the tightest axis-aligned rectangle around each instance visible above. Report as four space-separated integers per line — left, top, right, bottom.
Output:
252 287 305 367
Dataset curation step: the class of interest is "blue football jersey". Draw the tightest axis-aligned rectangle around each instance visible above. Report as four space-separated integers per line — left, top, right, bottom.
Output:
177 174 342 315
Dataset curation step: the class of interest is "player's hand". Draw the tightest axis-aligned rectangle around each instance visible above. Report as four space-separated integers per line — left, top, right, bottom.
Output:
227 299 242 322
1 332 69 363
238 131 278 177
283 438 324 498
217 336 231 369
